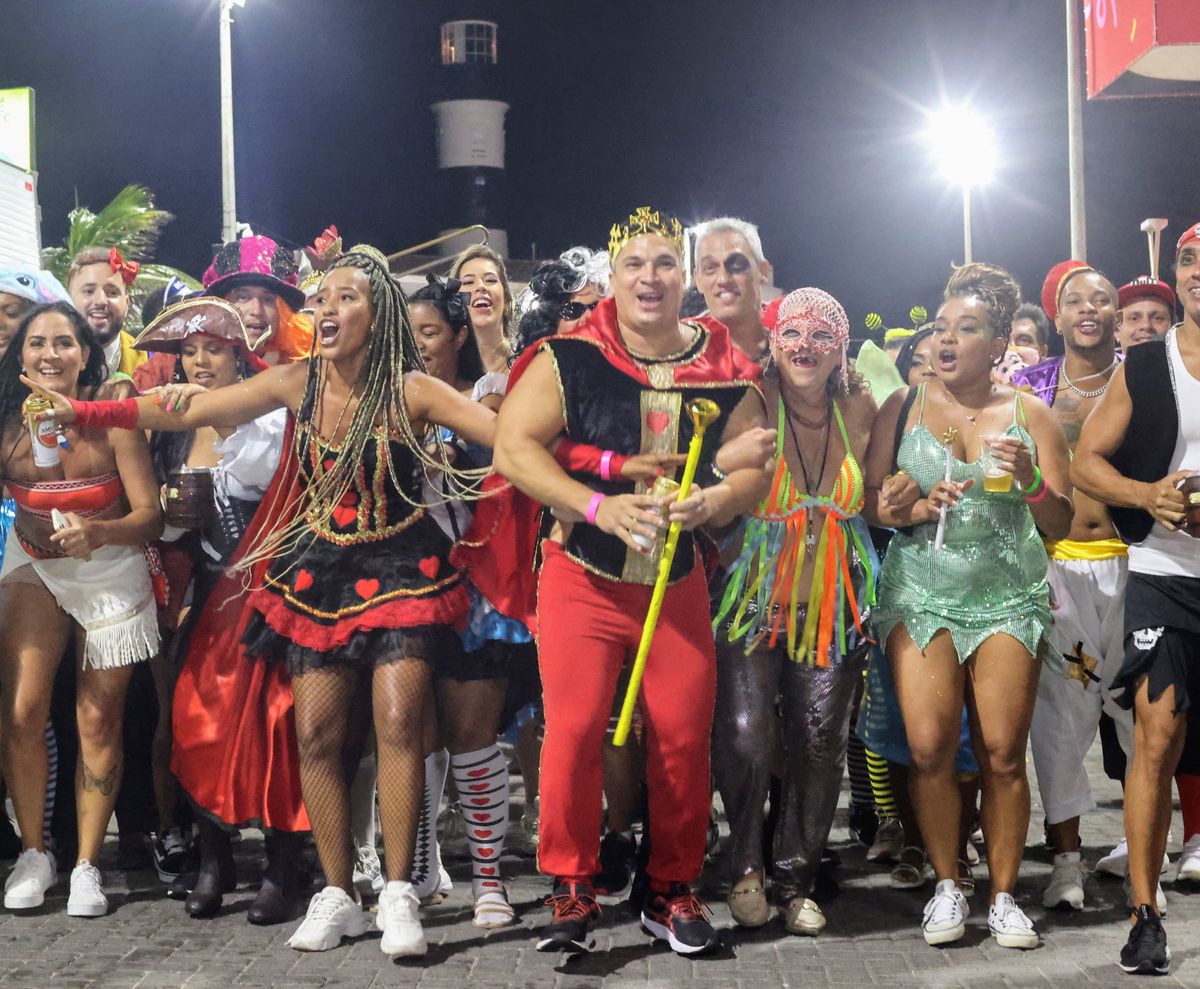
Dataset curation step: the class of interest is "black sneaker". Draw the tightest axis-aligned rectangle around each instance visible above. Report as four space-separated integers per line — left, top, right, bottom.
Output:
1119 904 1170 975
641 882 720 956
593 832 636 896
848 801 879 848
536 880 600 953
152 829 191 883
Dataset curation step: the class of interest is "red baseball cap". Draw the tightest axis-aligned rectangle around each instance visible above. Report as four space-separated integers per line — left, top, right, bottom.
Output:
1177 221 1200 256
1041 260 1093 322
1118 276 1176 311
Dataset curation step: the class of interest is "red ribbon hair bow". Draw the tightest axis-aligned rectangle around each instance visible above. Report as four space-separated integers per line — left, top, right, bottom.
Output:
108 247 140 285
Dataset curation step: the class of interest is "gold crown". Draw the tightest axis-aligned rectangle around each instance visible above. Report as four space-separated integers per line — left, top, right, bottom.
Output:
608 206 684 260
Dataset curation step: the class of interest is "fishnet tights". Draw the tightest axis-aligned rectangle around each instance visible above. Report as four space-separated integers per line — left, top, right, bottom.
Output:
292 658 429 890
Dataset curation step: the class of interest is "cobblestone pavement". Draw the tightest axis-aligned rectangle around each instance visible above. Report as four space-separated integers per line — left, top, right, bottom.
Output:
3 741 1200 988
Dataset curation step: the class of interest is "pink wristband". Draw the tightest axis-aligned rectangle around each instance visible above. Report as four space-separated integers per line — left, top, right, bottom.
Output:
599 450 615 481
1024 479 1048 503
586 492 606 526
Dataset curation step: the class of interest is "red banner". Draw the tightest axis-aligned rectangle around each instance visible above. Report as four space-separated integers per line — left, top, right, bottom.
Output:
1085 0 1156 98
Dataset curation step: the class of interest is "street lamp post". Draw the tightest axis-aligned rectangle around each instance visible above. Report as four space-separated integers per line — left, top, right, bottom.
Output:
926 104 996 265
218 0 245 244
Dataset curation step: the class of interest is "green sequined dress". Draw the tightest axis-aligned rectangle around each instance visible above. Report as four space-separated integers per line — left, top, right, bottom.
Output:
873 388 1051 663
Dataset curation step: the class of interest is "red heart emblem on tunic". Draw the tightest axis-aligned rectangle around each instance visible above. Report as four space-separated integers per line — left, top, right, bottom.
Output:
332 505 357 528
418 556 440 579
473 829 494 840
646 411 670 435
294 570 314 592
479 866 497 876
478 847 495 858
355 579 380 600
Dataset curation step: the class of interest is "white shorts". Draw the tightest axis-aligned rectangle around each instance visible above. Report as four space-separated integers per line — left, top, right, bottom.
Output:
1029 554 1134 824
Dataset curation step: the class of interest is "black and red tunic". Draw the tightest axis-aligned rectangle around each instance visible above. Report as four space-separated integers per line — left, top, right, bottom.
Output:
242 423 469 674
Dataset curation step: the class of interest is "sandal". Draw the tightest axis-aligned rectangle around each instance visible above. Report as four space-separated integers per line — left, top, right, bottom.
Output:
957 858 976 897
728 871 769 928
472 887 516 929
890 847 931 890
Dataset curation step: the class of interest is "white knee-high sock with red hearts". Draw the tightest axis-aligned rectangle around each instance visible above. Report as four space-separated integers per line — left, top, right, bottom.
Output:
450 744 509 899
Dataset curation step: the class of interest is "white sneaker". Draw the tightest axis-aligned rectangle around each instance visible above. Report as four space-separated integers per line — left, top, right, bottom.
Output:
1043 851 1086 910
286 886 369 951
1100 837 1170 879
1123 872 1168 915
67 860 108 917
1096 838 1128 878
4 848 56 910
1176 835 1200 882
377 880 427 958
922 878 968 945
988 892 1039 949
353 844 385 896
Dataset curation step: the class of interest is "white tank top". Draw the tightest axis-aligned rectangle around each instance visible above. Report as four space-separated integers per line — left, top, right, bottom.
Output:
1128 326 1200 577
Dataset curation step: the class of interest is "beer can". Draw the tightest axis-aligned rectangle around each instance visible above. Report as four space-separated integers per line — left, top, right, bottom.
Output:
23 395 60 468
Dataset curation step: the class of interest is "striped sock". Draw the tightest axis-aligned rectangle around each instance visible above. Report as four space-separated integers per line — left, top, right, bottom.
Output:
43 720 57 850
411 749 448 898
846 731 874 811
450 745 509 899
866 748 898 820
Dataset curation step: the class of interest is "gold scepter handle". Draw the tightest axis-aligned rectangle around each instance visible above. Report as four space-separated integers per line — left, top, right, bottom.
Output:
613 398 722 747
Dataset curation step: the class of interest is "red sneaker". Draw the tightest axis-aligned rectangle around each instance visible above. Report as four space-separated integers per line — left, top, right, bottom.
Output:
536 879 600 953
640 882 720 955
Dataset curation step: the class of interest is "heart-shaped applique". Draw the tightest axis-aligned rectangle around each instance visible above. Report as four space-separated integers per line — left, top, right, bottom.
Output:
468 782 490 792
473 829 494 840
480 880 500 888
467 767 490 778
418 556 440 579
332 505 357 528
293 569 314 592
479 866 497 876
471 813 490 823
478 847 495 858
645 411 670 435
355 579 380 600
470 797 490 807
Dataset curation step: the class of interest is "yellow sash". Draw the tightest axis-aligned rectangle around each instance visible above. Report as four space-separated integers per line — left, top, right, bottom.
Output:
1043 537 1128 561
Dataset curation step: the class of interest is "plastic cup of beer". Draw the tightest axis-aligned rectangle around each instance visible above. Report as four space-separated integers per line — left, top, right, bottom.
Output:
980 435 1013 494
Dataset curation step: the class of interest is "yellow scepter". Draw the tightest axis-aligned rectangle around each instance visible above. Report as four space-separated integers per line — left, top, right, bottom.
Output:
613 398 722 747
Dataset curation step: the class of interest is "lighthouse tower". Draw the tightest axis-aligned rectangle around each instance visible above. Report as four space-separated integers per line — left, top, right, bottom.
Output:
432 7 509 258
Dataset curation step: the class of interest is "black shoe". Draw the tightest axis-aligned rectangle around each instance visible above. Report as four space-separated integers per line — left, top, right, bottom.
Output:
536 880 600 953
1119 904 1170 975
593 832 636 896
848 801 879 848
167 872 196 900
640 882 720 956
152 829 192 884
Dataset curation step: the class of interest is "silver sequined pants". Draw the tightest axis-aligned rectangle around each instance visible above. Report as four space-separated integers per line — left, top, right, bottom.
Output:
713 636 868 902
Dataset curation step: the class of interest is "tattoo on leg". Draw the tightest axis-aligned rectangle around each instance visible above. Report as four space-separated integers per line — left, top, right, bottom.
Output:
81 759 120 796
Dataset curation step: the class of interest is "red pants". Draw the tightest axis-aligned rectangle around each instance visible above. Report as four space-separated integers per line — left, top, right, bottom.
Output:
536 541 716 885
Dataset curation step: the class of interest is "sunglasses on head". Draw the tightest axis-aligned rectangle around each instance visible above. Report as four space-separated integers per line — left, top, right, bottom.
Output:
558 299 599 321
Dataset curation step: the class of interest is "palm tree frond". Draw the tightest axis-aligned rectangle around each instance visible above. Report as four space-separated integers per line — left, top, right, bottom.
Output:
63 185 175 262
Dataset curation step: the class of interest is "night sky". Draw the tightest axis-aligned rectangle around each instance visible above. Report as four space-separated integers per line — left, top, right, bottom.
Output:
3 0 1195 333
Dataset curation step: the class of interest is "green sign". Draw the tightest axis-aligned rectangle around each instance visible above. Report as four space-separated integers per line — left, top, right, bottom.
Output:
0 88 35 172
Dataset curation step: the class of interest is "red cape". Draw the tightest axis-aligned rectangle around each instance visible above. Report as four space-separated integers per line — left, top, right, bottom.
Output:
171 417 309 832
450 298 761 633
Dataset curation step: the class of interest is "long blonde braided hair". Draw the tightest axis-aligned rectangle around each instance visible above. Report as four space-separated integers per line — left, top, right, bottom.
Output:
237 244 489 574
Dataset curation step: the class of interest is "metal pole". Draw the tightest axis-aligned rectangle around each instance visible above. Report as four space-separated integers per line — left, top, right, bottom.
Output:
962 184 973 264
1065 0 1087 260
219 0 238 244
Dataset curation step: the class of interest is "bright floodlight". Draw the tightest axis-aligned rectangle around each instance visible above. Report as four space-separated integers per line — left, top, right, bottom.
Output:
926 104 996 188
